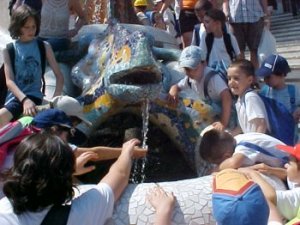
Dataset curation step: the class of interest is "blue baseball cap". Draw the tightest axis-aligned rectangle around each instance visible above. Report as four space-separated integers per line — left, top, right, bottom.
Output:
179 46 205 69
256 54 291 77
33 109 73 129
212 169 269 225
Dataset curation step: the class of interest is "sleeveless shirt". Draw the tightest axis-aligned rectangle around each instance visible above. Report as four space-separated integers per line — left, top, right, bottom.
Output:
7 39 43 100
39 0 70 39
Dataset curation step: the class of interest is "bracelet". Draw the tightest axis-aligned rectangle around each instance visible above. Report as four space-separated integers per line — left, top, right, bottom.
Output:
21 96 29 104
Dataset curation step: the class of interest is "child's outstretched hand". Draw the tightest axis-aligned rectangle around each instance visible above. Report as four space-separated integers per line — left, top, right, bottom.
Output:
147 185 176 225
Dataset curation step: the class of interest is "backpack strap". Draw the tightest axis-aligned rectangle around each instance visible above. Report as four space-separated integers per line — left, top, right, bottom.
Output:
205 33 214 62
194 24 201 46
203 70 219 101
7 43 16 75
206 30 236 63
287 84 296 113
36 39 46 93
223 32 236 61
41 205 71 225
237 141 289 166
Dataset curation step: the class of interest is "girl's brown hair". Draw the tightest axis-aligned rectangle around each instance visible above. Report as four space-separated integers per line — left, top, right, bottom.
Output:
8 4 40 40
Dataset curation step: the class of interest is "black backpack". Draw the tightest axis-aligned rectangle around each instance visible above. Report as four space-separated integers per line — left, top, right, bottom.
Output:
205 27 236 64
0 39 46 107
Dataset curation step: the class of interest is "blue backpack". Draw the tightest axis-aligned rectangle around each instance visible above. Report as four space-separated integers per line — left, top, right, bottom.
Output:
246 91 295 145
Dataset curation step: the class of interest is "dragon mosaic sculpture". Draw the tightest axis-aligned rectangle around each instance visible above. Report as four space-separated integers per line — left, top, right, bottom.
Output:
71 23 216 173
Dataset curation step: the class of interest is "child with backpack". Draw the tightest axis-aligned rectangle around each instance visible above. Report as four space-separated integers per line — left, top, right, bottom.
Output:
0 5 64 128
199 128 289 175
200 9 241 67
228 59 270 135
168 46 233 131
257 54 300 143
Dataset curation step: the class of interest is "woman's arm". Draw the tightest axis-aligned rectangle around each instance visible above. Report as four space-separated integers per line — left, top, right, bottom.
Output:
75 146 147 161
69 0 87 37
44 42 64 97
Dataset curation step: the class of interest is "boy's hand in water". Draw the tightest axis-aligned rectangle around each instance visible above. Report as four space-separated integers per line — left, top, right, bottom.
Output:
132 146 148 159
122 138 142 158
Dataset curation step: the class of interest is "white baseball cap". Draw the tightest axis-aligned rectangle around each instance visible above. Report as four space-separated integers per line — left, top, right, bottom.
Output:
51 96 92 127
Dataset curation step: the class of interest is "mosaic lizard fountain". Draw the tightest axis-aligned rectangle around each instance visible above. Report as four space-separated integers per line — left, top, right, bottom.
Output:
68 23 286 224
44 1 287 224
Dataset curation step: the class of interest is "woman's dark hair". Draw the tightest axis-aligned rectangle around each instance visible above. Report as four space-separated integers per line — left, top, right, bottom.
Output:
8 4 40 39
3 132 75 214
195 0 213 12
205 9 226 25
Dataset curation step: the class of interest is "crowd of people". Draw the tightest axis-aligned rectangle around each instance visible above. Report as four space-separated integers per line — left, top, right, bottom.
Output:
0 0 300 225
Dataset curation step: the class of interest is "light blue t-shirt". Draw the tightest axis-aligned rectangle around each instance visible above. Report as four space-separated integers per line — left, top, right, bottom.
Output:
6 39 43 101
260 84 300 113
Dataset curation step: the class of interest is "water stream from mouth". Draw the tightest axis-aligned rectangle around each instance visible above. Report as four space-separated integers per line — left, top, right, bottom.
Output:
131 99 150 183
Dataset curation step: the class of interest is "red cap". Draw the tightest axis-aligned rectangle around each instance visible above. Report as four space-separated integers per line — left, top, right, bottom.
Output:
276 144 300 161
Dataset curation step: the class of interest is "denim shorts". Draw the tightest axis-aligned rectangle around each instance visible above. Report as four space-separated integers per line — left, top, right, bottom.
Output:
5 95 43 120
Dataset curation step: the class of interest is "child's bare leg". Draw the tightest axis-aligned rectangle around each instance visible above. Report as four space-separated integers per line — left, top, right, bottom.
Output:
0 108 13 128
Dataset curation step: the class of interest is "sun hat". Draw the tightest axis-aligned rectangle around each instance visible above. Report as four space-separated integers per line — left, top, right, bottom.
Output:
256 54 291 77
134 0 148 7
179 46 205 69
51 96 92 127
276 144 300 161
33 109 73 129
153 0 163 4
212 169 269 225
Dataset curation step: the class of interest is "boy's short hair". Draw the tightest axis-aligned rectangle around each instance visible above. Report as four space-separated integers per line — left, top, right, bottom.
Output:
179 46 205 69
256 54 291 77
212 169 269 225
199 129 234 163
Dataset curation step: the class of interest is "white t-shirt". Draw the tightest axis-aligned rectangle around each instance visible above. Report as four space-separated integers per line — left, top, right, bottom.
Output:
276 187 300 220
235 91 270 133
163 8 177 37
200 32 240 67
191 23 206 46
177 67 228 102
0 183 114 225
234 132 287 167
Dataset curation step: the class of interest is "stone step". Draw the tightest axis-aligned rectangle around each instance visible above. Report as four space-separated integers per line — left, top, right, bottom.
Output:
270 13 299 22
274 34 300 42
271 25 300 35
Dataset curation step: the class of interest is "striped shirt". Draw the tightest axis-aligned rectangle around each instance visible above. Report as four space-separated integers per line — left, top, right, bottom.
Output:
229 0 264 23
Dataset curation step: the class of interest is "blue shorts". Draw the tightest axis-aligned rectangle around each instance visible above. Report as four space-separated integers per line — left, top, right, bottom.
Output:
5 95 42 120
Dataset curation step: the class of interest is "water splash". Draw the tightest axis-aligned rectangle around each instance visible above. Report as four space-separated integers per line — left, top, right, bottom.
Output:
131 99 150 183
142 98 150 149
